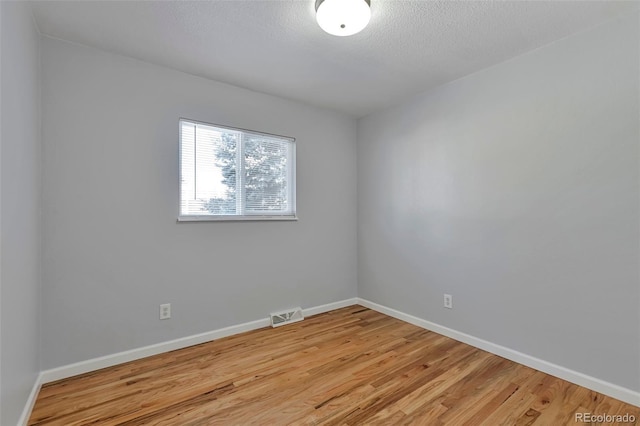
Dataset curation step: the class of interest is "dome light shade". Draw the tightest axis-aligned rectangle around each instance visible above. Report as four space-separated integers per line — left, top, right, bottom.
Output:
315 0 371 37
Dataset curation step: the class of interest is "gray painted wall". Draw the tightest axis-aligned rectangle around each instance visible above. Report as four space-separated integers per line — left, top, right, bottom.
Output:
1 2 42 424
357 13 639 391
41 37 358 369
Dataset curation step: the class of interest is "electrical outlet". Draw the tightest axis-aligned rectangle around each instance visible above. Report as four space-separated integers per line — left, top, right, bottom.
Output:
444 294 453 309
160 303 171 320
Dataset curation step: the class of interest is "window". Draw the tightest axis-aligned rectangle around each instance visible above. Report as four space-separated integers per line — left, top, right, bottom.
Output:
179 119 296 221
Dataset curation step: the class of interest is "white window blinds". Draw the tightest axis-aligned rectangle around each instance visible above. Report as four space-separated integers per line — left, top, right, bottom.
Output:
179 119 296 220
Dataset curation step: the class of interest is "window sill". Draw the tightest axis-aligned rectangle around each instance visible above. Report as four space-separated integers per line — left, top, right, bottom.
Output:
177 215 298 223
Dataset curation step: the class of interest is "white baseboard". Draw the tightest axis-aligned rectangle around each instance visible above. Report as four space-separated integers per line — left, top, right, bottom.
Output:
39 297 358 385
356 297 640 407
40 317 270 384
18 372 43 426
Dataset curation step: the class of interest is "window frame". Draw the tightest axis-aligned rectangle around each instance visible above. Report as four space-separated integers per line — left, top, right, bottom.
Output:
178 118 297 222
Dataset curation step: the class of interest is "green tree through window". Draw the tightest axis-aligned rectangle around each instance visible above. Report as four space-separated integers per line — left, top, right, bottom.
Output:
179 119 295 220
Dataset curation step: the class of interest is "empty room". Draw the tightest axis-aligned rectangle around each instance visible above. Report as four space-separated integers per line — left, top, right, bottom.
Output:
1 0 639 424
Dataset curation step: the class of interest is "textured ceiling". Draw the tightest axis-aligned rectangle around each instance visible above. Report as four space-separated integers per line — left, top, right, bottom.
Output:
32 1 639 117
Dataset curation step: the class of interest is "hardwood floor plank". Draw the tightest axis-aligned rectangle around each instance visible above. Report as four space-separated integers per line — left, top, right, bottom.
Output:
29 306 640 425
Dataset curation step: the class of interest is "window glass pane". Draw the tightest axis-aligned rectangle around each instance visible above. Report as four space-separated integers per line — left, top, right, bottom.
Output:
202 130 237 215
180 121 196 213
244 135 290 213
180 122 238 215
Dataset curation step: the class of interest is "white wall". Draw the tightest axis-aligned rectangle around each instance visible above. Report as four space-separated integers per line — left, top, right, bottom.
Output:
357 12 639 392
0 2 42 424
41 37 358 369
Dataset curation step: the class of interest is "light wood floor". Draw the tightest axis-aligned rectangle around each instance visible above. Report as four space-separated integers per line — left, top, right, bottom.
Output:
29 306 639 425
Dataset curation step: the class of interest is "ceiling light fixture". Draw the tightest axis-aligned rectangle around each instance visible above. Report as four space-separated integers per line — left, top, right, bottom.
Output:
315 0 371 37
